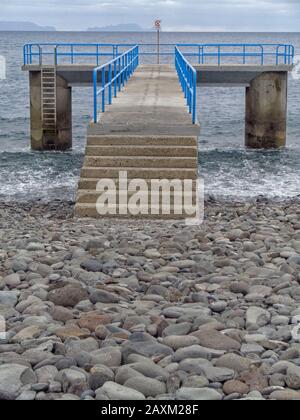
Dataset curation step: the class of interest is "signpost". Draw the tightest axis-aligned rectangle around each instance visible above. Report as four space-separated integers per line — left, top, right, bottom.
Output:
155 19 161 65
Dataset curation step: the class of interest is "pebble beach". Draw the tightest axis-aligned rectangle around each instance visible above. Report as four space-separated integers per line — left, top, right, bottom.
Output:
0 197 300 400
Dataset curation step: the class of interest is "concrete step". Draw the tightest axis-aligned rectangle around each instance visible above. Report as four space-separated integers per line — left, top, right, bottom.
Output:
83 156 197 169
77 189 197 204
75 203 197 219
78 178 198 190
85 145 197 157
87 135 198 147
80 167 198 180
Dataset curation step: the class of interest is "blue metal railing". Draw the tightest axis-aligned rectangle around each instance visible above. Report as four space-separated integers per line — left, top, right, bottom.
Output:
23 43 135 65
177 43 295 66
93 45 139 123
23 43 295 66
175 47 197 125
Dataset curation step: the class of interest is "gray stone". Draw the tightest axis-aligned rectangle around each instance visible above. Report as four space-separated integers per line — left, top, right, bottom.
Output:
173 345 225 362
4 274 21 289
179 358 212 375
162 323 192 337
162 335 199 351
90 290 120 304
0 364 36 400
286 365 300 390
55 368 87 386
81 259 103 272
16 391 36 401
215 353 253 373
96 382 145 400
176 387 222 401
12 259 28 272
130 362 169 380
246 307 271 330
0 291 18 307
270 390 300 400
124 377 166 397
27 243 45 251
194 329 241 351
48 285 89 308
183 376 209 389
89 365 115 390
201 366 235 382
35 366 58 383
65 337 99 356
115 366 145 385
123 340 173 360
90 347 122 367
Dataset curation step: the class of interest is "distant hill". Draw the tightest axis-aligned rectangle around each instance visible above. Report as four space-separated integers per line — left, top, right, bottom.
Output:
87 23 152 32
0 21 56 31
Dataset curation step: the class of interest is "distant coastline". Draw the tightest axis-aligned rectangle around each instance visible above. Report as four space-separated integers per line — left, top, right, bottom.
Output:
0 21 56 31
87 23 153 32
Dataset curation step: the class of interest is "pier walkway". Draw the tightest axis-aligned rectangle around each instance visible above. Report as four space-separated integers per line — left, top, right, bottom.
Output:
77 63 199 218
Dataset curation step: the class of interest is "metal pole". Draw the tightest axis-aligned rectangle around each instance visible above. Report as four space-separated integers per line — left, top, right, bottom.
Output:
157 29 160 65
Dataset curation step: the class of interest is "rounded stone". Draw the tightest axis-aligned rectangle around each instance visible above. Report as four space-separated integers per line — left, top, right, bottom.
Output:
223 380 249 395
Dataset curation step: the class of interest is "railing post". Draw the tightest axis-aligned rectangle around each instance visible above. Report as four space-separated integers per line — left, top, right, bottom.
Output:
93 69 98 123
192 70 197 124
102 67 106 113
108 64 112 105
243 45 246 65
122 55 125 87
71 45 74 64
114 60 117 98
218 45 221 66
118 57 122 91
23 45 26 65
38 46 42 66
54 46 58 66
284 45 287 65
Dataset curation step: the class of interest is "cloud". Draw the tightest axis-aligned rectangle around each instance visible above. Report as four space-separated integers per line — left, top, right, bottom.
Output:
0 0 299 31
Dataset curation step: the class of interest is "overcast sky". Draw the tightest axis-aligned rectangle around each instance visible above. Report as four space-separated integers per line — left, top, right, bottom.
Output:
0 0 299 31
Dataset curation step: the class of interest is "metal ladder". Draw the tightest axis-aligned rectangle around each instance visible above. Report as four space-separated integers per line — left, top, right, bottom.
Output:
41 66 57 135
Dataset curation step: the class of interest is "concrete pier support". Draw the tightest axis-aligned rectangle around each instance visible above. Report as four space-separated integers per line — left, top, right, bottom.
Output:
29 72 72 150
245 72 288 149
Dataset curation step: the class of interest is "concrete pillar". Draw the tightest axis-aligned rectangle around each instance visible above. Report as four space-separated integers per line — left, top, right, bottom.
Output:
29 71 72 150
245 72 287 149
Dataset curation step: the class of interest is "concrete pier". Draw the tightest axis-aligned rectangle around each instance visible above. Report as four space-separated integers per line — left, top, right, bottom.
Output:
245 72 288 149
75 65 200 218
29 71 72 151
24 62 293 151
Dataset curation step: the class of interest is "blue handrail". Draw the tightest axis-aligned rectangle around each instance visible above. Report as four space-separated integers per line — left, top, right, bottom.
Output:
176 43 295 66
175 47 197 125
23 43 295 66
93 45 139 123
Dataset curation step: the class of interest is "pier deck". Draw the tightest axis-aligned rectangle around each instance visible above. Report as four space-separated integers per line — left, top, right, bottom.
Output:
89 64 199 136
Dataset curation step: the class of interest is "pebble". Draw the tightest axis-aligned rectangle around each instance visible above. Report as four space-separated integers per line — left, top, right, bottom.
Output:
48 286 89 308
124 377 166 397
223 380 249 395
96 381 145 400
194 329 241 351
176 387 222 401
1 199 300 400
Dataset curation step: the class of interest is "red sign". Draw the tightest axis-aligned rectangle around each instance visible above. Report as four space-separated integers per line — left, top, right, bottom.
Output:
155 19 161 30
